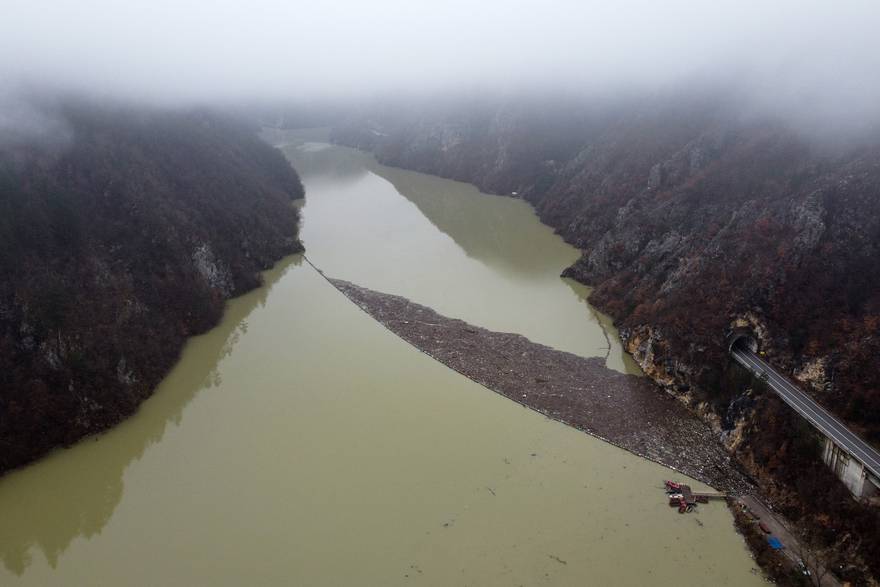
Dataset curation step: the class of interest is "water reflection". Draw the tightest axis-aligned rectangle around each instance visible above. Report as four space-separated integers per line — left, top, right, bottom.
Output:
0 255 300 575
277 139 371 183
0 139 762 584
379 158 641 373
561 276 644 373
368 160 574 278
272 130 641 372
275 133 577 279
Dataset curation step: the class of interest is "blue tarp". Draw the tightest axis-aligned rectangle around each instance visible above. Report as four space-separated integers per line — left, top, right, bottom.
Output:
768 536 783 550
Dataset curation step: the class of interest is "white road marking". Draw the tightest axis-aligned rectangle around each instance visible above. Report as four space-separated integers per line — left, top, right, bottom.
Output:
731 348 880 477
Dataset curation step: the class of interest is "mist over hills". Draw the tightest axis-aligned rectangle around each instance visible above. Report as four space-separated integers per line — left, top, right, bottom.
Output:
3 0 880 134
332 87 880 582
2 0 880 583
0 102 303 472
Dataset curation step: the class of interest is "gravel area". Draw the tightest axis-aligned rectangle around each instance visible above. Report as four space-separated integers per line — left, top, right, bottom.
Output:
331 277 754 494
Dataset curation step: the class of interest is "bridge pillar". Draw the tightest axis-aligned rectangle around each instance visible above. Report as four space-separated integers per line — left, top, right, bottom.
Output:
822 437 876 498
866 473 880 502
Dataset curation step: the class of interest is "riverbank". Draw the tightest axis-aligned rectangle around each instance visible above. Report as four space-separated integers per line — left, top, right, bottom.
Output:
331 109 880 584
0 257 766 585
0 107 303 476
733 495 842 586
330 277 754 494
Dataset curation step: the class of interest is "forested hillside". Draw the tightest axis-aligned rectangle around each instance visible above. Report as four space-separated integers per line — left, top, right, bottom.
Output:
333 95 880 443
0 102 303 473
332 95 880 582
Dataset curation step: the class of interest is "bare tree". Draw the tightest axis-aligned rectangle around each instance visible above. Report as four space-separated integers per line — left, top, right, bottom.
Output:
790 530 833 587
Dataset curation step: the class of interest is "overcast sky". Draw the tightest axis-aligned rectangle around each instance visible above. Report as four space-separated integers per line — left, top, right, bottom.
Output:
2 0 880 122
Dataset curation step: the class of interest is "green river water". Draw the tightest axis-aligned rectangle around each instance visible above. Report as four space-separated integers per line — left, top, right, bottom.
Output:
0 130 763 586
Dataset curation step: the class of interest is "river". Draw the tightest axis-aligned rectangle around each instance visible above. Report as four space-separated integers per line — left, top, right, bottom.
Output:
0 130 763 585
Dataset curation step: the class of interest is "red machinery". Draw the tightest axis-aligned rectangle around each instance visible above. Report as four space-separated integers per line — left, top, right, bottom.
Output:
664 480 683 492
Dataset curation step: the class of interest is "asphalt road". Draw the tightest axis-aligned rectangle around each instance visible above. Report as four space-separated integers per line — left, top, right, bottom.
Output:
731 347 880 480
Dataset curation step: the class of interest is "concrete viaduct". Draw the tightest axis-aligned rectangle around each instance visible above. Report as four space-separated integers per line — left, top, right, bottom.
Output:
728 330 880 500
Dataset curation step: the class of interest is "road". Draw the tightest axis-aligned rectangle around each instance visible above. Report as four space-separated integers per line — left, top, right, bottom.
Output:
731 346 880 480
737 495 841 587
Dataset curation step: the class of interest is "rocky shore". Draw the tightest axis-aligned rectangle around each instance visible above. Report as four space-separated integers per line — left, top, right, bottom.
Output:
331 278 754 494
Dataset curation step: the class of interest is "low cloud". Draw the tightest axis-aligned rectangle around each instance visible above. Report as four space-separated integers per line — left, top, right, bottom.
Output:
2 0 879 129
0 88 71 150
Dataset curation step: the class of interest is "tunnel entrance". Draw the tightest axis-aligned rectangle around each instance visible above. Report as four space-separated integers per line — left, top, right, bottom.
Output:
727 329 758 353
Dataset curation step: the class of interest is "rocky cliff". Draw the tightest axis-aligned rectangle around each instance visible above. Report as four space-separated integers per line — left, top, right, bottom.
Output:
333 95 880 582
0 100 303 474
334 96 880 443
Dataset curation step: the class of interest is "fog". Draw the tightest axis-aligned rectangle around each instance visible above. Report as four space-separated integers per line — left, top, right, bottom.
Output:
2 0 880 128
